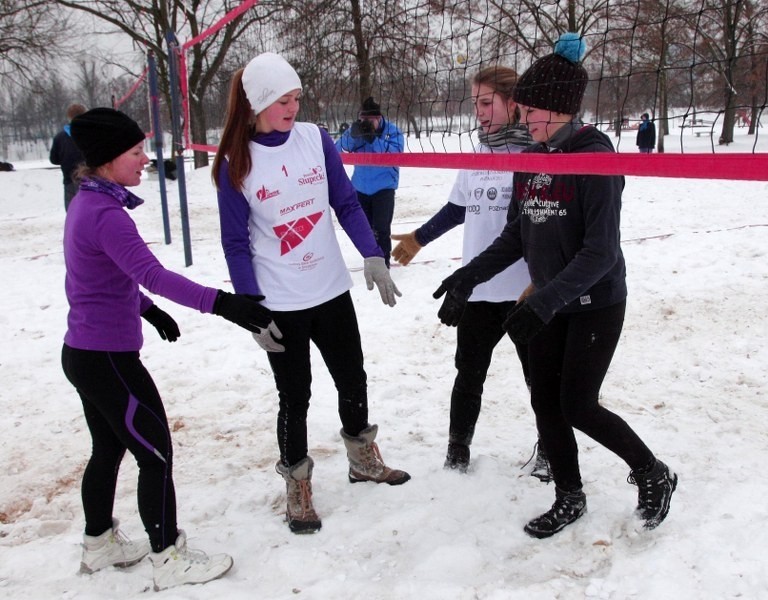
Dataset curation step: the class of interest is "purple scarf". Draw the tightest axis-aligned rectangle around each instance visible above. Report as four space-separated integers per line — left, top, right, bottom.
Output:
79 177 144 209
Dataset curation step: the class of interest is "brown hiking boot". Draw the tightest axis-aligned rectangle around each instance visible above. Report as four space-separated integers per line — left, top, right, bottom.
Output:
340 424 411 485
275 456 322 534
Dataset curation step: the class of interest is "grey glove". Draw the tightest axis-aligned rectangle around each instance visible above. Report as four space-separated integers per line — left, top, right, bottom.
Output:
363 256 402 307
252 321 285 352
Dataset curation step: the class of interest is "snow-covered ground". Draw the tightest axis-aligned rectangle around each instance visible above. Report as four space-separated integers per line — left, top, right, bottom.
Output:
1 130 766 599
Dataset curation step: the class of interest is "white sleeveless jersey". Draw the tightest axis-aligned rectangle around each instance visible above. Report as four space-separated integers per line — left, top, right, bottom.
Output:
447 145 530 302
241 123 352 310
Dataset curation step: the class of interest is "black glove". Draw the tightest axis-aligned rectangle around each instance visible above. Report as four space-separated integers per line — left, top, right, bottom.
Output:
212 291 271 333
351 119 377 143
502 301 546 344
432 277 474 327
141 304 181 342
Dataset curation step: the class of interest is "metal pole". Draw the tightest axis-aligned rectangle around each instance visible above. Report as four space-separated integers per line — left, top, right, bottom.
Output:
147 51 172 245
165 31 193 266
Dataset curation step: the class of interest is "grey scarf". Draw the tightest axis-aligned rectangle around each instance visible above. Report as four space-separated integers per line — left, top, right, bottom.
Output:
477 124 533 151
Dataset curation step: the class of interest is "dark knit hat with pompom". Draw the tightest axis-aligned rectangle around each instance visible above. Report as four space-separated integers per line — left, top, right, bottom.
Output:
359 97 382 117
514 33 589 115
70 108 146 168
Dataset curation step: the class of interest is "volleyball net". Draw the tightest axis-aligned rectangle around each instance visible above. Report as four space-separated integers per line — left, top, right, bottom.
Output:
119 0 768 183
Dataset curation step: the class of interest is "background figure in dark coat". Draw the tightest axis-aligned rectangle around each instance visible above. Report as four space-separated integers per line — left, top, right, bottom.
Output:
636 113 656 153
50 103 87 210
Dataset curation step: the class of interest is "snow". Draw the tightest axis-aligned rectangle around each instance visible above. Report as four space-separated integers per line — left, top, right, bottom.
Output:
1 130 767 599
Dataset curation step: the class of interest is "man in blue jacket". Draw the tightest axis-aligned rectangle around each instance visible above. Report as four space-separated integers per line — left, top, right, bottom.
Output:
336 97 404 267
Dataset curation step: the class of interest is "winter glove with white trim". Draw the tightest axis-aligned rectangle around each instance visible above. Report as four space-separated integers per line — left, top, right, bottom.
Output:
252 321 285 353
141 304 180 342
364 257 402 307
212 291 271 333
502 300 546 344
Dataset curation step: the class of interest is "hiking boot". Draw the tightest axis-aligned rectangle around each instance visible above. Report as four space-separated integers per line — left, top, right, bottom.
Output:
444 442 470 473
80 518 150 574
275 456 322 534
149 531 233 591
524 487 587 539
628 459 678 530
522 440 552 483
341 424 410 485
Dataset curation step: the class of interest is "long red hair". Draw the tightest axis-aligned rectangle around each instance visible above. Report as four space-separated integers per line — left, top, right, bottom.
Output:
211 69 255 191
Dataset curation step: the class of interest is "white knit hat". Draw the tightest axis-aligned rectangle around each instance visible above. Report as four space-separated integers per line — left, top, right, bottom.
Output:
241 52 302 116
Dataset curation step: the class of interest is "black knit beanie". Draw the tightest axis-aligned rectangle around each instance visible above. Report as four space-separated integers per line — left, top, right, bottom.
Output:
514 33 589 115
359 97 382 117
70 108 146 168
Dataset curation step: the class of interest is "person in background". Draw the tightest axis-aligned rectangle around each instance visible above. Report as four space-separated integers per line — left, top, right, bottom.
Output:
212 53 409 535
636 112 656 153
432 33 678 539
50 103 87 211
390 66 550 481
336 96 404 267
63 107 272 590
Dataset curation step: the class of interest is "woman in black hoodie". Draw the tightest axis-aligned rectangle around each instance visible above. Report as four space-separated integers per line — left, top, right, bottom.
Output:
432 33 677 539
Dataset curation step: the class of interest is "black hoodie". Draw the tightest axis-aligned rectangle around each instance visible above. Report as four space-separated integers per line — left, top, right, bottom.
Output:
452 121 627 323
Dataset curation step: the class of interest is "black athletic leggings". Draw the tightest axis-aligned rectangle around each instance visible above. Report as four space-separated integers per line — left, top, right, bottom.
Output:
61 345 177 553
527 300 654 492
267 292 369 467
450 300 529 446
357 189 395 267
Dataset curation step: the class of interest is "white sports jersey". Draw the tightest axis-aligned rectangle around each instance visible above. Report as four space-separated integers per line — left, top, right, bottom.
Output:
241 123 352 310
447 145 530 302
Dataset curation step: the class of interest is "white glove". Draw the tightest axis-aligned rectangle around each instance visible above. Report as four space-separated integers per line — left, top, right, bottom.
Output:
252 321 285 352
363 257 402 307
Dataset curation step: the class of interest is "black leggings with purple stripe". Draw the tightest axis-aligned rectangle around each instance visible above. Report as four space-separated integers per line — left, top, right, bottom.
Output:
61 344 177 553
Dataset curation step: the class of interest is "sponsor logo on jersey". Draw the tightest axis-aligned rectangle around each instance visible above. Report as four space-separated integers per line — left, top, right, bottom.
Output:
474 187 484 200
280 198 315 216
298 166 326 186
273 211 324 255
256 185 280 202
487 187 498 201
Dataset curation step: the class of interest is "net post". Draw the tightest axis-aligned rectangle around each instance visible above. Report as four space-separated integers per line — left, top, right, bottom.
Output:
165 31 193 267
147 51 172 245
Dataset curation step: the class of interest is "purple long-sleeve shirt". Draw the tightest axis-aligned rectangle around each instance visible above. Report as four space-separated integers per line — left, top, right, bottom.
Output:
216 126 384 296
63 180 219 351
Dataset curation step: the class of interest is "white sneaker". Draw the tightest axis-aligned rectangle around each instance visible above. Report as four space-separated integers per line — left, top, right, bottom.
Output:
80 518 150 574
149 530 233 591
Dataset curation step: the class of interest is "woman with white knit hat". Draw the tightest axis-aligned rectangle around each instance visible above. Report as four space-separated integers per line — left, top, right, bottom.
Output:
212 53 410 535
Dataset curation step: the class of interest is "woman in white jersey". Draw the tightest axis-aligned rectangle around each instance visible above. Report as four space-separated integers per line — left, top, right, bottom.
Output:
391 66 549 478
212 53 410 535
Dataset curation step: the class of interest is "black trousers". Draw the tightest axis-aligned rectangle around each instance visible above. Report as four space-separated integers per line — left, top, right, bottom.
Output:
528 300 654 492
357 189 395 266
267 292 369 466
61 345 177 552
449 300 529 446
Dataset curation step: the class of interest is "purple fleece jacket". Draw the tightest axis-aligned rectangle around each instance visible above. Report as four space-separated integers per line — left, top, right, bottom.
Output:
63 179 219 351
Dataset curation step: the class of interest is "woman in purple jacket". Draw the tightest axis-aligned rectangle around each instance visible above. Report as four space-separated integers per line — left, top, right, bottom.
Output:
62 108 270 591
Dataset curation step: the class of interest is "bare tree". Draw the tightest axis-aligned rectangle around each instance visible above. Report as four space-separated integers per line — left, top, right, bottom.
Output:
55 0 284 167
1 1 70 83
691 0 767 144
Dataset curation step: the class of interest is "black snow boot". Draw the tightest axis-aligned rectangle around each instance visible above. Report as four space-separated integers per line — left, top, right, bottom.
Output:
522 440 552 483
444 442 470 473
628 459 678 530
524 487 587 539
